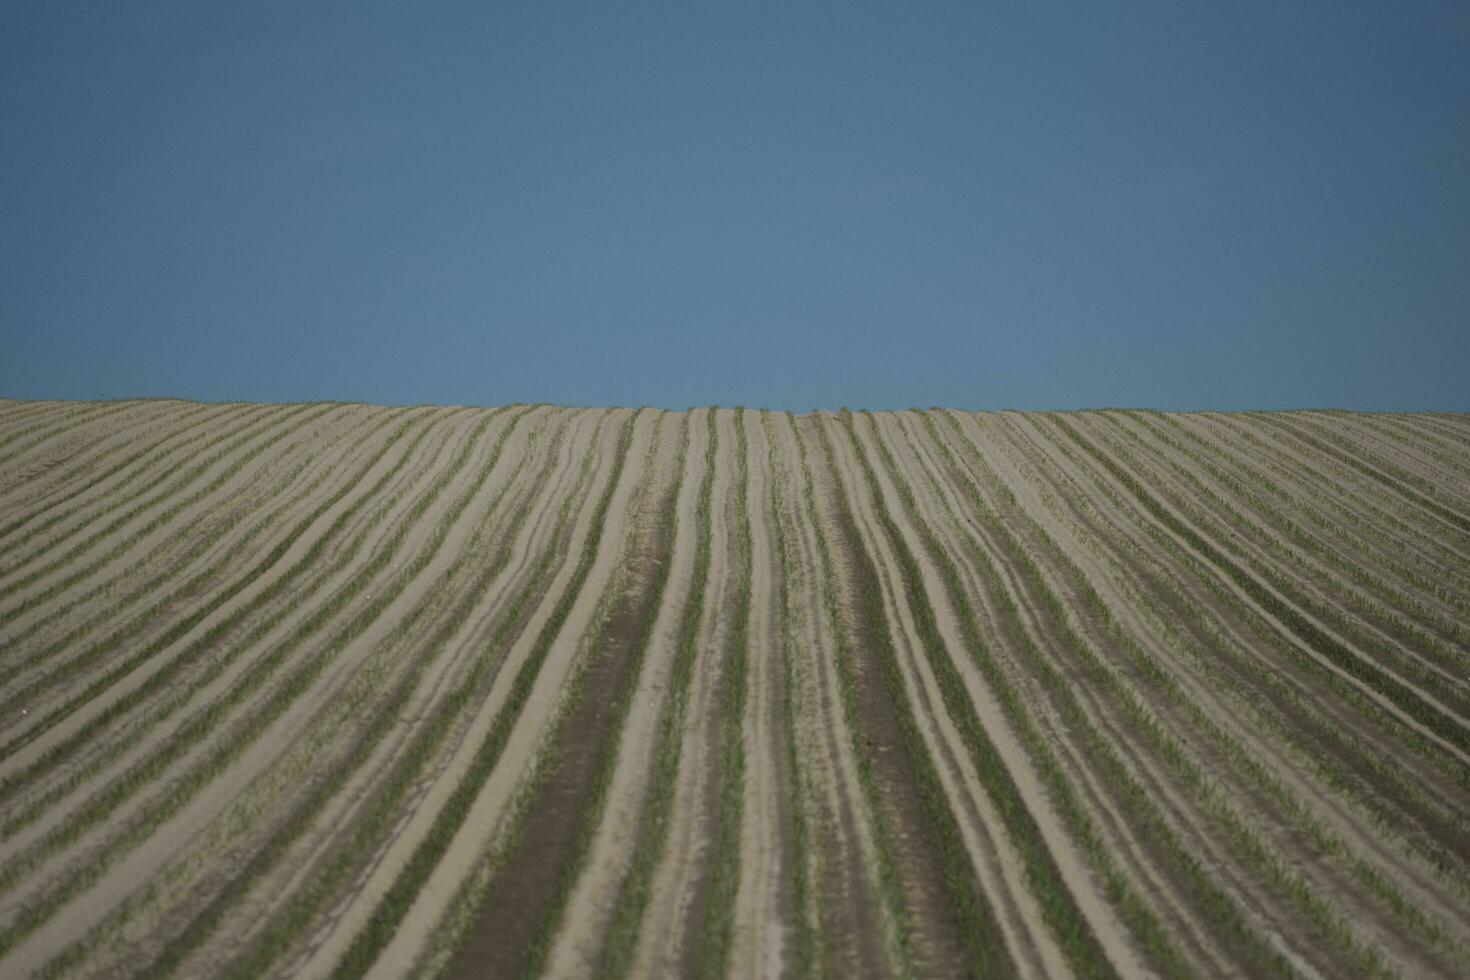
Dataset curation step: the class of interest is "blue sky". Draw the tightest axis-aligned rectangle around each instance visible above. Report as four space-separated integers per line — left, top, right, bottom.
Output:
2 2 1467 411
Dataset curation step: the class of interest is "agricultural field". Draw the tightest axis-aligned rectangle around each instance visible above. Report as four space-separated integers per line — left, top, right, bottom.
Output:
0 399 1468 979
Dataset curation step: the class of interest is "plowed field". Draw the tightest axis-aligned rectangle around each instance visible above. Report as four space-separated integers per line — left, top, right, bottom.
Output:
2 400 1468 978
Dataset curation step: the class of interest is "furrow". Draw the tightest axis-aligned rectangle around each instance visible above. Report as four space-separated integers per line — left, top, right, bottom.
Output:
0 404 397 677
980 415 1453 976
75 408 578 980
887 411 1185 976
810 411 1006 979
1200 413 1470 585
0 407 517 975
432 409 677 980
0 408 442 862
1148 412 1470 655
279 407 610 980
768 410 893 979
726 408 797 980
0 406 455 786
622 407 737 979
1083 412 1470 723
1034 413 1470 767
1189 413 1470 634
1287 413 1470 517
2 405 1464 979
903 411 1217 976
974 413 1369 976
0 401 141 466
965 411 1470 904
595 408 719 980
0 402 243 549
534 411 697 979
321 408 639 979
1063 416 1470 940
1339 416 1470 498
1249 414 1470 545
0 402 322 610
0 402 285 584
849 410 1126 980
0 400 201 515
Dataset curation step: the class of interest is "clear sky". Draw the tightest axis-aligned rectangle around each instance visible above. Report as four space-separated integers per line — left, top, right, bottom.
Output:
2 3 1467 411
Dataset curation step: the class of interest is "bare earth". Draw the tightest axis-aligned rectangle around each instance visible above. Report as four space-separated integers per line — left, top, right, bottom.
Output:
1 401 1468 979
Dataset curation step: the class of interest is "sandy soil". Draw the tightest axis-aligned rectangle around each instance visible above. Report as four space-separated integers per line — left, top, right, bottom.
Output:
0 402 1466 979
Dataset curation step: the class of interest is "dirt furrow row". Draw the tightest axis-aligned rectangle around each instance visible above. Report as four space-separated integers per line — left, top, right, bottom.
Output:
0 408 461 792
270 407 597 978
1 404 1465 978
906 411 1222 975
106 408 585 980
1199 414 1470 585
621 407 735 978
0 403 288 585
728 409 796 980
1250 414 1470 550
810 412 1009 978
1148 412 1470 653
978 413 1469 973
0 401 143 468
0 409 501 971
0 408 521 977
1336 415 1470 498
1080 413 1470 721
0 405 399 679
1028 413 1470 771
332 409 640 979
769 410 894 979
0 401 206 514
966 412 1470 905
0 402 323 614
1285 413 1470 518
